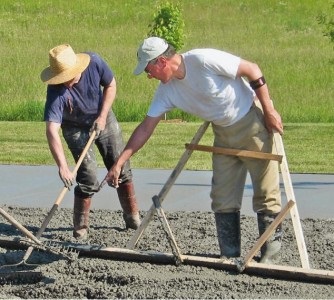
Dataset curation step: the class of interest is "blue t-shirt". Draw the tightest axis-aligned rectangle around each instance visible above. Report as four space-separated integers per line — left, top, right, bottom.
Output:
44 52 114 127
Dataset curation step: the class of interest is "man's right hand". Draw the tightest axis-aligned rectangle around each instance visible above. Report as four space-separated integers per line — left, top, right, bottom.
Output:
105 163 122 188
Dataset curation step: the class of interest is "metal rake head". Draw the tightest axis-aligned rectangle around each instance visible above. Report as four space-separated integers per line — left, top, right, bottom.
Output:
0 251 44 284
0 238 79 271
42 240 79 262
0 238 79 284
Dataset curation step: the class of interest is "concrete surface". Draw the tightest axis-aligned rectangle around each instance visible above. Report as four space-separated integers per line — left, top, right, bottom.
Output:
0 165 333 219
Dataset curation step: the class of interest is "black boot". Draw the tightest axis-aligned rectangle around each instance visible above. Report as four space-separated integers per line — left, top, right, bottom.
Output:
215 212 241 258
73 196 92 240
257 213 283 264
116 181 141 230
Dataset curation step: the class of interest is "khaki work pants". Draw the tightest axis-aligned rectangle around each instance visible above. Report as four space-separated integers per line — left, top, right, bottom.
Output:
210 102 281 214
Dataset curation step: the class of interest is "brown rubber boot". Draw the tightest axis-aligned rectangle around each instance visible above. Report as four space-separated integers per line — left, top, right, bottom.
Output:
73 196 92 240
116 181 141 230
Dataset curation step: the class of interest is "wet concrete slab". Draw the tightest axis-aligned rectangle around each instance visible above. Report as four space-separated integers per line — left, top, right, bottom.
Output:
0 165 333 219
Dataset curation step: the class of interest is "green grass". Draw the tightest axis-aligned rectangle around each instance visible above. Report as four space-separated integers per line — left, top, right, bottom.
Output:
0 0 333 122
0 1 333 174
1 121 333 174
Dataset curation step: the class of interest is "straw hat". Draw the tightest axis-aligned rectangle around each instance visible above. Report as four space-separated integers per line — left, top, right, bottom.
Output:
41 44 90 84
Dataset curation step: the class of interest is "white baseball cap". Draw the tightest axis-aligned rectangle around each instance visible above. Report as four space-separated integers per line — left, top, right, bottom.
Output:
133 37 169 75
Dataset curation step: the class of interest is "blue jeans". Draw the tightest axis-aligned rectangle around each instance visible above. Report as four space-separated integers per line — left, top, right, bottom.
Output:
62 111 132 197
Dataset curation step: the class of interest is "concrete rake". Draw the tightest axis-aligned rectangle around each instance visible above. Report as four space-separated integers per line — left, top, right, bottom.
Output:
0 207 78 283
0 131 96 283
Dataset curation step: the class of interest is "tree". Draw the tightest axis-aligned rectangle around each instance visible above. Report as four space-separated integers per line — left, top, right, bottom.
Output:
317 3 334 45
148 2 185 51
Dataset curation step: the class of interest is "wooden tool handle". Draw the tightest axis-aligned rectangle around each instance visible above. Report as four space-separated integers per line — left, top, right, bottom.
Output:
23 130 97 262
185 143 283 162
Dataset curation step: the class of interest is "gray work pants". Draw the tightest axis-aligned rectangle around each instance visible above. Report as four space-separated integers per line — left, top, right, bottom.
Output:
62 111 132 198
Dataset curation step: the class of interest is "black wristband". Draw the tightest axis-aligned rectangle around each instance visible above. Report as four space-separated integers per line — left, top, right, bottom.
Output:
249 76 266 90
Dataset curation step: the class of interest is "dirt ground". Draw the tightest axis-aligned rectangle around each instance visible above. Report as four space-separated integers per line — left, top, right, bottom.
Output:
0 206 334 299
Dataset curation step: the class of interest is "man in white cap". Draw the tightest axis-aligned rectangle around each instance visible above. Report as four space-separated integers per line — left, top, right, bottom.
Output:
105 37 285 264
41 44 141 240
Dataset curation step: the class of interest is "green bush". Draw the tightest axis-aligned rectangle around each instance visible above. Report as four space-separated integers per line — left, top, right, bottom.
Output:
317 3 334 44
147 2 185 51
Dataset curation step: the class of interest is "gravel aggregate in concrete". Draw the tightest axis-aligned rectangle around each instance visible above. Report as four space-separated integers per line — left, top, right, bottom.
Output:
0 206 334 299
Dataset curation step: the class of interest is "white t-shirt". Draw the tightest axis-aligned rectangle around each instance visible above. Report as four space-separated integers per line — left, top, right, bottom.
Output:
147 48 255 127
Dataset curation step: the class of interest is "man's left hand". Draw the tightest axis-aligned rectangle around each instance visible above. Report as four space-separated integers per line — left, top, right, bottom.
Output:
264 109 283 135
90 118 106 137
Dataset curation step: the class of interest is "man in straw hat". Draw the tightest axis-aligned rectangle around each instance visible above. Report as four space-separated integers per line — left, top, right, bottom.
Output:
41 44 141 240
105 37 284 264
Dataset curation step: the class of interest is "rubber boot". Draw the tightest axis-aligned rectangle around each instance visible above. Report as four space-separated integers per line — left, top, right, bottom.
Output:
116 181 141 230
73 196 92 240
257 213 283 264
215 212 241 258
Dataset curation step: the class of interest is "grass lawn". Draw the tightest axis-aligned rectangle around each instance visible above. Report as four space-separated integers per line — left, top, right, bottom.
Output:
0 121 333 174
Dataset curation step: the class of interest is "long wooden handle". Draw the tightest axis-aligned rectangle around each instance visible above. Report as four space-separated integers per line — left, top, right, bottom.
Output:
273 131 310 269
127 121 210 249
36 130 96 236
185 143 283 162
23 130 97 261
0 207 42 245
152 196 183 264
238 200 295 272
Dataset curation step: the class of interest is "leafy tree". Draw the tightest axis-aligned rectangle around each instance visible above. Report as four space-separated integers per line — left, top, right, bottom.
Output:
148 2 185 51
317 3 334 45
